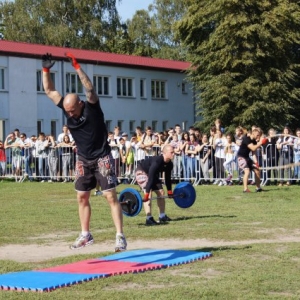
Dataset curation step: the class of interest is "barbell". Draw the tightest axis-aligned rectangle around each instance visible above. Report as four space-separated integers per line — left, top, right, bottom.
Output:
118 181 196 217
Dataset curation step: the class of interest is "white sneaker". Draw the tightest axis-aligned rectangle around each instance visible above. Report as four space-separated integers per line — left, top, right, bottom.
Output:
213 180 219 185
48 180 52 183
70 233 94 250
218 181 223 186
115 234 127 252
223 180 227 186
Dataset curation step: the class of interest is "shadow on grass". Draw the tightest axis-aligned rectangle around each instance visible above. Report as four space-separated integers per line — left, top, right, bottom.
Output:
171 214 237 221
137 215 237 226
195 245 252 253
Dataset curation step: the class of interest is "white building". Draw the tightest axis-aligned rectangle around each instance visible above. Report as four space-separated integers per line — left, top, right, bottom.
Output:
0 40 195 140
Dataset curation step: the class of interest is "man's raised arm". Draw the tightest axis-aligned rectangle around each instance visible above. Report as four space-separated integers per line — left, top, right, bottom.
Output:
42 53 62 105
65 52 99 104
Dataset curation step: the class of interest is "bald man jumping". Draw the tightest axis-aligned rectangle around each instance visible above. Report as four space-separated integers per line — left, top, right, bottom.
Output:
42 52 127 252
135 144 175 225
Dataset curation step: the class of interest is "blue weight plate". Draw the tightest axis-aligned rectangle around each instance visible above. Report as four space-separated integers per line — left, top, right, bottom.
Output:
118 188 142 217
173 182 196 208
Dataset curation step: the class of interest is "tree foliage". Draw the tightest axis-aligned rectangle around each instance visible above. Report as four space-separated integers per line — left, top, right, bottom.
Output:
0 0 122 51
176 0 300 133
0 0 189 60
125 0 190 60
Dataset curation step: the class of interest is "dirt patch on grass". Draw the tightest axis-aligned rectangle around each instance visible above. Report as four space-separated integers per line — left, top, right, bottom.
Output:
1 233 300 263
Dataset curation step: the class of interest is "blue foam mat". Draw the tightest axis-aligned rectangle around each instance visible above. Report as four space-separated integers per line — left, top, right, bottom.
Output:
0 271 108 291
0 249 212 292
102 249 212 267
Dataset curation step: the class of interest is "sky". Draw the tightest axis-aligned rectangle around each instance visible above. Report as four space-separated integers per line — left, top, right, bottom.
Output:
116 0 153 21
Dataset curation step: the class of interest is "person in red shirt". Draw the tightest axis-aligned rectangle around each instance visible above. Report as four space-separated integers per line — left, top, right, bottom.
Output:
0 140 7 177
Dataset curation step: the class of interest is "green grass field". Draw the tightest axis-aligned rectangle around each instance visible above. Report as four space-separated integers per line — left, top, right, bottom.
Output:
0 180 300 299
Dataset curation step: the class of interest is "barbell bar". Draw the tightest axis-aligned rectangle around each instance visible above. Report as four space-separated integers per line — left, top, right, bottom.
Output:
118 181 196 217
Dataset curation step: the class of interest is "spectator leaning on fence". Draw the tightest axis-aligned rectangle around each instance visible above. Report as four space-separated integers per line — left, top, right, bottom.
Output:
0 140 6 177
293 128 300 182
196 133 211 184
4 132 22 177
180 131 190 180
213 129 227 186
35 132 49 182
140 126 156 159
276 126 294 186
47 134 58 182
263 128 279 185
108 131 120 178
19 133 33 180
57 134 74 183
223 133 238 186
185 133 199 181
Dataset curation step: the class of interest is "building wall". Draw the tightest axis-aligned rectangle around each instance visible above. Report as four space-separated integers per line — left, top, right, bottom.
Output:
0 55 195 140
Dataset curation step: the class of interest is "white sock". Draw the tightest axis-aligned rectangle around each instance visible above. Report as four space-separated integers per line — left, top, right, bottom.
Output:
146 216 153 220
159 213 166 218
81 231 89 237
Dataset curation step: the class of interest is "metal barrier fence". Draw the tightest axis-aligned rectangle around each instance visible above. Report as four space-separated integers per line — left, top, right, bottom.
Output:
0 144 298 186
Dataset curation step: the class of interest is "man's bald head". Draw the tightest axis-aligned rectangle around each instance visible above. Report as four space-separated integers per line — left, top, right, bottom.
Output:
162 144 175 162
63 94 83 119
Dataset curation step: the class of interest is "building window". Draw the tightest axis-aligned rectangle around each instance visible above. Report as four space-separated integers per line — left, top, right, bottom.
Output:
140 79 146 98
37 70 55 92
141 120 147 131
117 77 133 97
106 120 111 131
0 68 5 90
162 121 168 131
0 119 6 141
93 75 110 96
66 73 83 94
182 82 187 94
37 120 42 134
181 121 188 132
117 120 123 131
51 120 57 138
152 121 157 132
129 120 135 133
151 80 166 99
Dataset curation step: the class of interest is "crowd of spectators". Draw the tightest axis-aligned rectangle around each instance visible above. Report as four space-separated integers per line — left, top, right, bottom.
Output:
1 121 300 186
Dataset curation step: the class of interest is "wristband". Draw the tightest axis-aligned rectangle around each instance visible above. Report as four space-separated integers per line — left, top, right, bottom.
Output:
43 68 50 73
143 193 150 202
167 190 174 198
73 62 80 70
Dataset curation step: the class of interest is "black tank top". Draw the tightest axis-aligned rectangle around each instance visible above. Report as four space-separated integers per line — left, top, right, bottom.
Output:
57 98 110 160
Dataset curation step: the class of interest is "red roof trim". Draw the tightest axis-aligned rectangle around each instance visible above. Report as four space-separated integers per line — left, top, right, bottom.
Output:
0 40 190 72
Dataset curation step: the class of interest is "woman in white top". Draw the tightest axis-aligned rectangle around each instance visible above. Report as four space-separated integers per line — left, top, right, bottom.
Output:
213 130 227 185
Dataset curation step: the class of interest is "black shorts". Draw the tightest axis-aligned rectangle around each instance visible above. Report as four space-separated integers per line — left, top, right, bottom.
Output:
74 153 117 192
135 163 163 192
238 156 254 171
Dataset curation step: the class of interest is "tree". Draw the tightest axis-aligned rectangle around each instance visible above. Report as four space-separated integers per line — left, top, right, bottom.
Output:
126 9 155 57
176 0 300 133
0 0 122 51
126 0 190 60
149 0 190 60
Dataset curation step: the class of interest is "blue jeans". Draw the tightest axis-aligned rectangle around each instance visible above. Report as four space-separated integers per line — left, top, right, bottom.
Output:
23 155 32 176
186 156 196 180
182 155 188 180
294 153 300 178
